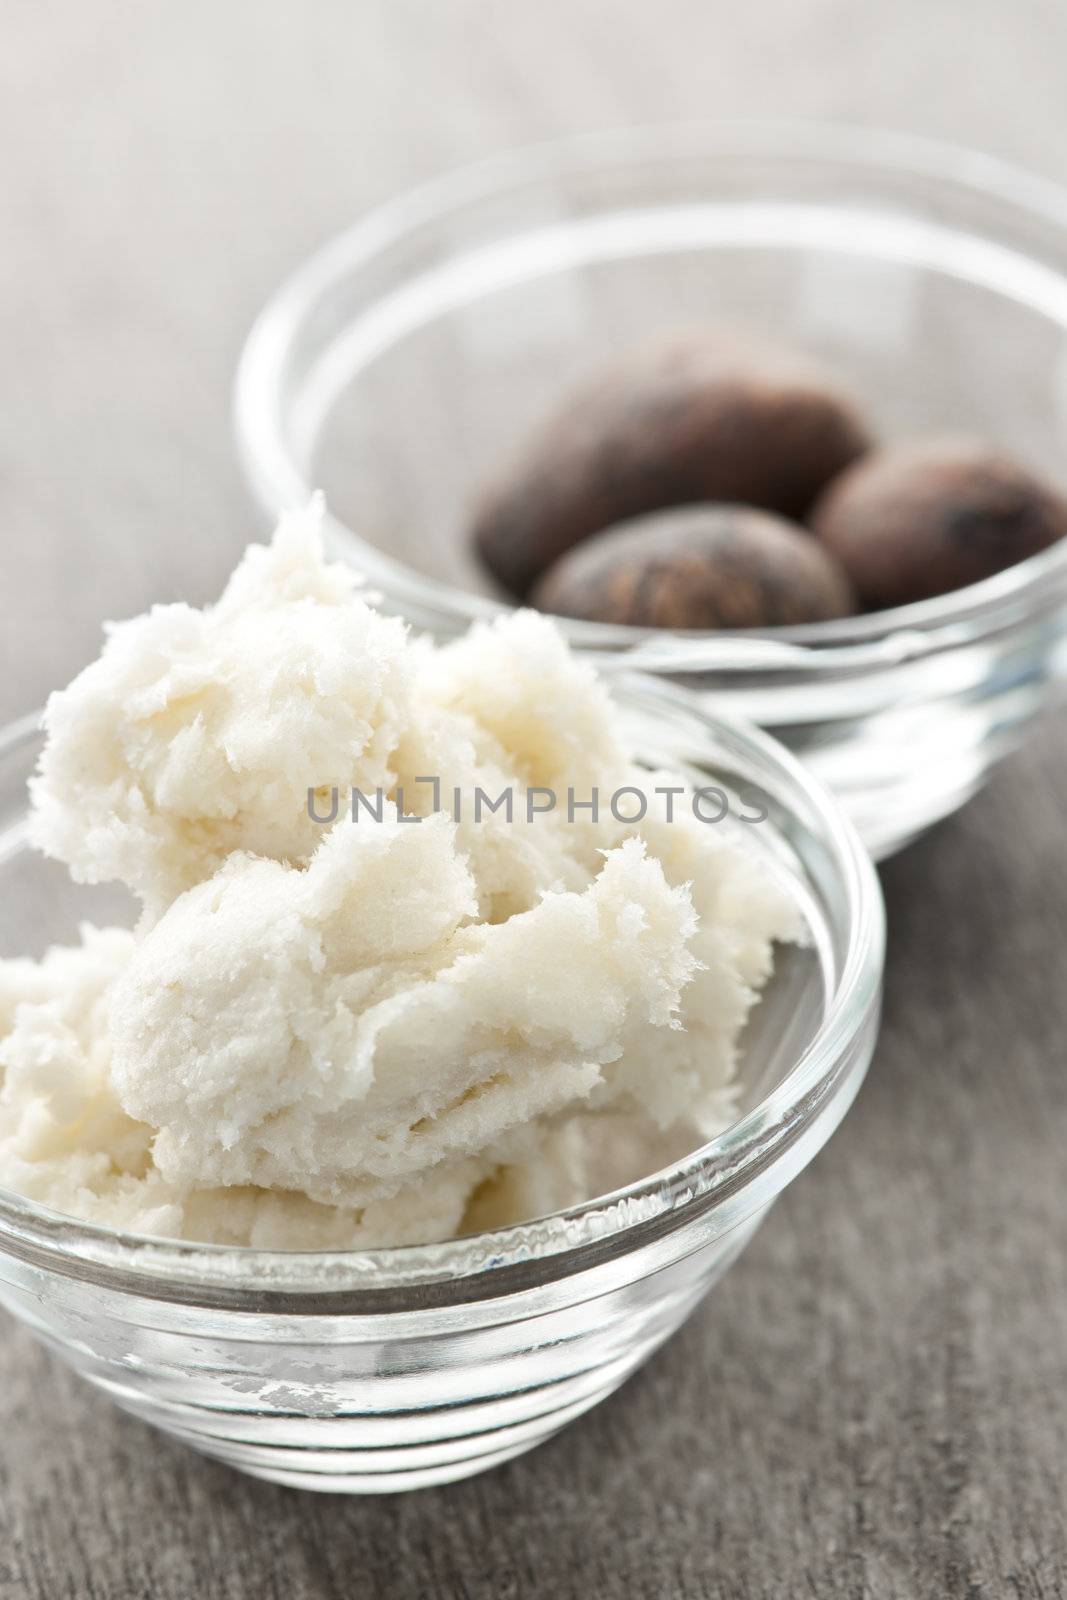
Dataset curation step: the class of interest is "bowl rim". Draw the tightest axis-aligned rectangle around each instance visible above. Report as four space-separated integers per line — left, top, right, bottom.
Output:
234 117 1067 664
0 687 883 1307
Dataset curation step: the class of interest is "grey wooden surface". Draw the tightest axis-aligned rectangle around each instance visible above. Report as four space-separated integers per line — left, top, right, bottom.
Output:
3 3 1067 1596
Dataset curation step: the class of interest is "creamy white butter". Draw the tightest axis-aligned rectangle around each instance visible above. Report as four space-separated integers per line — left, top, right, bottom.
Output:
0 510 800 1247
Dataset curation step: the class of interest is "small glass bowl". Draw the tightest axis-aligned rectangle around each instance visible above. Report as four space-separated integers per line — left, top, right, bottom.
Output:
235 122 1067 858
0 683 883 1494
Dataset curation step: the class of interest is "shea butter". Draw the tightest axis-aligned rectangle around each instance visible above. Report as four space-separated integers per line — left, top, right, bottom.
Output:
0 509 801 1247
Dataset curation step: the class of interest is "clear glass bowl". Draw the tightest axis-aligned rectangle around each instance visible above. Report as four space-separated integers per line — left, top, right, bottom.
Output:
0 684 883 1494
235 122 1067 859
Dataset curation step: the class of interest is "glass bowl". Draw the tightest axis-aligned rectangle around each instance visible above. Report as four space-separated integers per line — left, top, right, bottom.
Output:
235 121 1067 859
0 681 883 1494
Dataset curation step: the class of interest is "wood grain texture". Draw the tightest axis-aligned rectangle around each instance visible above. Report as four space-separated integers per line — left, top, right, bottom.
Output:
2 3 1067 1595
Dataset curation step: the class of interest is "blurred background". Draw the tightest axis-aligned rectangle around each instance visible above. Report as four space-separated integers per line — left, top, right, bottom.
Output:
4 5 1067 1598
7 0 1067 721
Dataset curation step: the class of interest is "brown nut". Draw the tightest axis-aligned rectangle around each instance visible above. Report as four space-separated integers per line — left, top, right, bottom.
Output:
472 333 872 597
531 505 857 629
810 439 1067 609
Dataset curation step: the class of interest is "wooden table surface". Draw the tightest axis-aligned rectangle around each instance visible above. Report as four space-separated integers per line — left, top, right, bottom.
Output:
3 4 1067 1595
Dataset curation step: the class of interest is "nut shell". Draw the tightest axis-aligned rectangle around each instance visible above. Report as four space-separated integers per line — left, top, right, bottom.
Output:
531 505 857 629
473 334 872 597
810 439 1067 609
